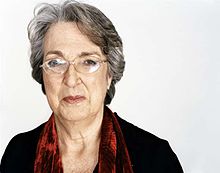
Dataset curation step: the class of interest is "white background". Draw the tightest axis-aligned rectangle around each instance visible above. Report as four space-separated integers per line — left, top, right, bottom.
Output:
0 0 220 172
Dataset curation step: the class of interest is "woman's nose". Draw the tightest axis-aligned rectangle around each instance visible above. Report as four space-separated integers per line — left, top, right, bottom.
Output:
63 64 80 88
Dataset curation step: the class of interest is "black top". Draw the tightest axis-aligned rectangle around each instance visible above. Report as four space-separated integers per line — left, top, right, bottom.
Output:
93 164 98 173
0 114 183 173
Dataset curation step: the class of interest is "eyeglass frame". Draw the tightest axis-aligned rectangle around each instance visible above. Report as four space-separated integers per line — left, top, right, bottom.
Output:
40 55 108 75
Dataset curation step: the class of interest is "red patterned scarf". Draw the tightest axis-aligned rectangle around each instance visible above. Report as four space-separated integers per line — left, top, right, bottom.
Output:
34 106 133 173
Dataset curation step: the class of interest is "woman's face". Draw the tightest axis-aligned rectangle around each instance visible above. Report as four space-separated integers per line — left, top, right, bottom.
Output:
43 22 112 122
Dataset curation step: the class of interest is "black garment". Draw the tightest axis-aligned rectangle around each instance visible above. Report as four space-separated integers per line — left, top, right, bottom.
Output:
0 113 183 173
93 164 98 173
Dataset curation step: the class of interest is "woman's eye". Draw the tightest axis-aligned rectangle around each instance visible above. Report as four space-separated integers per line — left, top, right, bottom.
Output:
48 59 63 67
83 59 97 66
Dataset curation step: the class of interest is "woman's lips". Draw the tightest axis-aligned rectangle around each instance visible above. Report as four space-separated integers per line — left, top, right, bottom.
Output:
63 95 86 104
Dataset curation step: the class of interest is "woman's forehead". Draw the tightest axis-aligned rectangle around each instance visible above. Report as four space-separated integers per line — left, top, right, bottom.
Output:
43 22 103 58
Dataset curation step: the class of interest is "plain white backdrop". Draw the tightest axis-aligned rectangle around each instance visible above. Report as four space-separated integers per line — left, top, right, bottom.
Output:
1 0 220 172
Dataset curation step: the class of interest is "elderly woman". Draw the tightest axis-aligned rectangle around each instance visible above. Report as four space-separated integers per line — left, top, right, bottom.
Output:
0 0 183 173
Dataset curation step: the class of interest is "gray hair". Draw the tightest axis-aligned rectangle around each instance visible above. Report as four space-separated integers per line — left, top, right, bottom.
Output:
28 0 125 105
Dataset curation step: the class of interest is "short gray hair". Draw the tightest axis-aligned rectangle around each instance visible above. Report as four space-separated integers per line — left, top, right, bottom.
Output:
28 0 125 105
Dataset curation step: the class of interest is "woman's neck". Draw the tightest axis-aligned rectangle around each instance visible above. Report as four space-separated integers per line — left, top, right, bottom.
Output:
54 111 103 155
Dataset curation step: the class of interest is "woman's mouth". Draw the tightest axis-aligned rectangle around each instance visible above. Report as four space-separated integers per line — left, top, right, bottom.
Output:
63 95 86 104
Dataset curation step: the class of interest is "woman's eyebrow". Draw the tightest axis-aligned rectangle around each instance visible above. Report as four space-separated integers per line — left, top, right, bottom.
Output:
78 51 102 58
45 50 64 57
45 50 102 59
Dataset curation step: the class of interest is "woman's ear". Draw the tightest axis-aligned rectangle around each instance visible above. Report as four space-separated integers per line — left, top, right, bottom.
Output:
107 75 112 90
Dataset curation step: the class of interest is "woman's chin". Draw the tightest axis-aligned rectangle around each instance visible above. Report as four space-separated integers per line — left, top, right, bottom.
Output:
56 105 91 122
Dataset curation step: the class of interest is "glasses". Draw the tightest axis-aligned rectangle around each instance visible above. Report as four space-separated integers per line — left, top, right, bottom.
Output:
40 56 107 75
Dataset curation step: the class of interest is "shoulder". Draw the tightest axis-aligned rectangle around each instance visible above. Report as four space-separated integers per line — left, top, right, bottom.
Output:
116 114 183 173
116 113 165 148
0 123 45 173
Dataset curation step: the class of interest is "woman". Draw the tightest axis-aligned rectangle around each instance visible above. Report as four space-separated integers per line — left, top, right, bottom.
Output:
0 0 183 173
